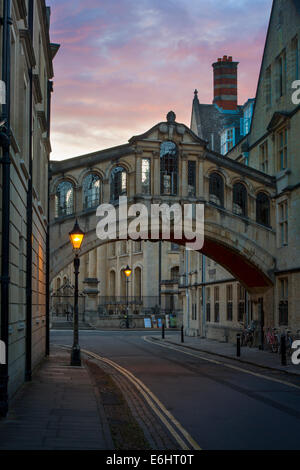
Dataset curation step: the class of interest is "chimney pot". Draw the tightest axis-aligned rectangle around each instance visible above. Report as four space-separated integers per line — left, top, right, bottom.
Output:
223 55 227 61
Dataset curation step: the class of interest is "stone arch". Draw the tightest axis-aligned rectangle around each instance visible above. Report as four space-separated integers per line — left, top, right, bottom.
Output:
133 265 142 298
105 160 132 180
78 167 105 187
109 269 116 297
50 174 79 194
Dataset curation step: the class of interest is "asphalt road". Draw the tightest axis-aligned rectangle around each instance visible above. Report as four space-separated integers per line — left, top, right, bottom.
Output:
51 329 300 450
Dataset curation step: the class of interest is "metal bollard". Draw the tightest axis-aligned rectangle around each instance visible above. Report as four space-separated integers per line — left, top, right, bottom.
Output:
162 322 165 340
237 333 241 357
281 334 287 366
181 325 184 343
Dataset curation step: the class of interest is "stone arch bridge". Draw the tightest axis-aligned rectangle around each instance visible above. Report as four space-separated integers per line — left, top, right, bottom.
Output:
50 114 277 296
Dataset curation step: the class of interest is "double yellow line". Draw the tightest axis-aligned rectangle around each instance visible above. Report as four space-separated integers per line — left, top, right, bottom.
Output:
80 347 202 451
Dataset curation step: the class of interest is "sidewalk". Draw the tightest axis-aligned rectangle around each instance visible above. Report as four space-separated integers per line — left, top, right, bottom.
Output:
155 334 300 377
0 347 113 450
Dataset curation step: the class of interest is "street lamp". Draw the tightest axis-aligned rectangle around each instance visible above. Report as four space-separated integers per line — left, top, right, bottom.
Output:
69 219 85 366
124 265 132 329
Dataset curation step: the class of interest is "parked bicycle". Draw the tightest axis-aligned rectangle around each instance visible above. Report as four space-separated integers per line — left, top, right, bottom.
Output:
240 321 257 348
264 327 280 353
119 316 136 329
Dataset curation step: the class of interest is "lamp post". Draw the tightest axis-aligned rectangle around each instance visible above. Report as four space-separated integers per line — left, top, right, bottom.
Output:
69 219 85 366
124 265 132 329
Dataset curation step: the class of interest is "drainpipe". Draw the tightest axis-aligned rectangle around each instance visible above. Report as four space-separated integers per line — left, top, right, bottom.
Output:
185 249 189 333
45 80 53 357
0 0 11 418
201 255 206 337
25 0 34 381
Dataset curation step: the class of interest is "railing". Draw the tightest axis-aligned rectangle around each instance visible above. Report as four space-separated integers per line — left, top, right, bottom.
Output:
97 296 181 316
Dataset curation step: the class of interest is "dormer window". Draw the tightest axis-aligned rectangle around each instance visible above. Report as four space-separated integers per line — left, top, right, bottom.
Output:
220 128 235 155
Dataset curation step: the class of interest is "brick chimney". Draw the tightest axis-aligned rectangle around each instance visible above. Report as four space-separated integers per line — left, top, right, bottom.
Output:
212 56 239 110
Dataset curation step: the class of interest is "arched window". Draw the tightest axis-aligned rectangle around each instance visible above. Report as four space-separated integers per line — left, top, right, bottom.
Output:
83 173 101 209
209 172 224 207
109 271 116 297
110 166 127 201
233 183 247 217
134 267 142 299
120 269 127 297
160 141 178 195
55 181 74 218
256 192 270 226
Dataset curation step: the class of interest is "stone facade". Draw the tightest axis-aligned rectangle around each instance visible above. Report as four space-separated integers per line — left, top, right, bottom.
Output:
0 0 58 404
190 0 300 341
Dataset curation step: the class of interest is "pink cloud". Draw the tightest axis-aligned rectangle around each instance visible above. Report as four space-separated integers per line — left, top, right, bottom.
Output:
47 0 272 160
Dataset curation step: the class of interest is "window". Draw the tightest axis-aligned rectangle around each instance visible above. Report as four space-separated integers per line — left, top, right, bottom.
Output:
160 141 178 195
226 285 233 321
279 278 288 325
171 243 180 251
134 267 142 299
292 37 299 80
120 241 127 255
188 161 196 197
110 166 127 201
214 287 220 323
233 183 247 217
238 284 245 322
277 128 288 171
55 181 74 218
109 271 116 297
134 240 142 252
171 266 180 282
221 128 235 155
83 173 101 209
192 304 197 321
141 158 151 194
209 172 224 207
206 288 211 322
276 51 286 98
109 243 116 257
256 192 270 227
278 200 288 246
265 66 272 106
259 141 269 173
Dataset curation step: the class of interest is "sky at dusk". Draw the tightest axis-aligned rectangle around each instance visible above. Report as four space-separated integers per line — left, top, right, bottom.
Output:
47 0 273 161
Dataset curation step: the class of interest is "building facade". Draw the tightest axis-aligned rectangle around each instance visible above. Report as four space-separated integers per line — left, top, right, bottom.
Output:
187 0 300 341
0 0 58 415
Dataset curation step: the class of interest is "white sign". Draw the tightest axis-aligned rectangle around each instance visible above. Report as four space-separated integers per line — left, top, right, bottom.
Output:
144 318 152 328
0 81 6 105
291 340 300 365
0 340 6 365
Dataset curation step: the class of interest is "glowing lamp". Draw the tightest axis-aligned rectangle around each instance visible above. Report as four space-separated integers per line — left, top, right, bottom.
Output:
124 265 132 278
69 219 85 251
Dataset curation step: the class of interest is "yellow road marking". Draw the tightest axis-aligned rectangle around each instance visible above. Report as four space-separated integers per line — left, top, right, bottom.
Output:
64 345 202 450
143 336 300 391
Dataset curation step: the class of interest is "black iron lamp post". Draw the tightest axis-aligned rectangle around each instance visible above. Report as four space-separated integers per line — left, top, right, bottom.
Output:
69 219 85 366
124 265 132 329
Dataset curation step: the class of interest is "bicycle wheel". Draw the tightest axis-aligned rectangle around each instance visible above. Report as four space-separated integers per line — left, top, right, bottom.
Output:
130 320 136 329
119 320 127 329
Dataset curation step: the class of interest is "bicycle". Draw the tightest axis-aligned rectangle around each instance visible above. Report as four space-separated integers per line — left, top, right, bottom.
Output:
240 321 257 348
119 317 136 329
264 327 279 353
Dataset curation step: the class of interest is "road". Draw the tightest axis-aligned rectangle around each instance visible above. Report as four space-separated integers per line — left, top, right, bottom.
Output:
51 329 300 450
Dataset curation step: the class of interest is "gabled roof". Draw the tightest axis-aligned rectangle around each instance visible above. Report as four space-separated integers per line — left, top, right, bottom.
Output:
191 92 243 153
267 111 291 131
129 114 207 146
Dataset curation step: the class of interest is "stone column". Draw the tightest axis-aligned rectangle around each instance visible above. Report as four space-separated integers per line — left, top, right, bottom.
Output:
198 159 204 199
181 154 188 198
135 150 142 195
153 151 160 195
